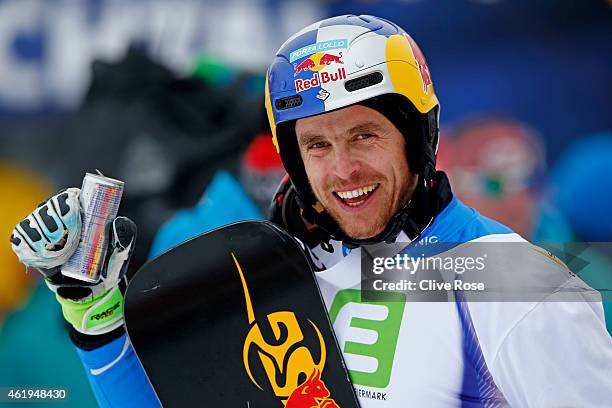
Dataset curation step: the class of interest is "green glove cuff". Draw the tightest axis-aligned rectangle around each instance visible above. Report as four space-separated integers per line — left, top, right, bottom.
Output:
56 286 125 335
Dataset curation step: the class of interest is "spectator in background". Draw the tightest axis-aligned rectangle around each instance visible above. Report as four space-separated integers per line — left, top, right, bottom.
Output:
445 117 573 242
447 123 611 333
149 133 285 257
3 47 267 276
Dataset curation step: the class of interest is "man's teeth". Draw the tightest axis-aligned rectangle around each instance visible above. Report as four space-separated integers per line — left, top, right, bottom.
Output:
336 184 377 200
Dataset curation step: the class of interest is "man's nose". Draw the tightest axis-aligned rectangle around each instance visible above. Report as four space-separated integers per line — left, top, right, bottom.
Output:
332 146 361 180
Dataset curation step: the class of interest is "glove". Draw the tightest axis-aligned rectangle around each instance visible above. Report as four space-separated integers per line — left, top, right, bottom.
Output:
10 188 136 336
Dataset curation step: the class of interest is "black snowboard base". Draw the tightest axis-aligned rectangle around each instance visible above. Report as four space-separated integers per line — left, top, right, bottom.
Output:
125 221 359 407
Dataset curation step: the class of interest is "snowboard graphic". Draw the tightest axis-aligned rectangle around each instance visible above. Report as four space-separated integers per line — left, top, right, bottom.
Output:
124 221 359 407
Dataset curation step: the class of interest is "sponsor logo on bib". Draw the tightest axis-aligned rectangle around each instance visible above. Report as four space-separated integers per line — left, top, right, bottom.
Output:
328 289 405 388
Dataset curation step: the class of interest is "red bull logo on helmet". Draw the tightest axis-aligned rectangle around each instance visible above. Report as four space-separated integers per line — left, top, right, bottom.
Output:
404 33 432 94
291 39 347 94
293 52 346 93
294 52 344 76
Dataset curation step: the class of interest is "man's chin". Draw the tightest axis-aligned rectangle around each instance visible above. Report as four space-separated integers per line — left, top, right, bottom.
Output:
321 199 388 240
336 218 386 241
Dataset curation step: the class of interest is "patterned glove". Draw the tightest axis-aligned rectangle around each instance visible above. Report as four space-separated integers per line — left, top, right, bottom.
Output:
10 188 136 335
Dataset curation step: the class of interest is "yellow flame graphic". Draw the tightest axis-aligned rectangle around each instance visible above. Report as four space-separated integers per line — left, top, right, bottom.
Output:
231 253 327 398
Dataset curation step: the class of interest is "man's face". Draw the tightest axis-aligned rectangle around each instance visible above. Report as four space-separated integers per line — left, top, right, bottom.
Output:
295 105 418 240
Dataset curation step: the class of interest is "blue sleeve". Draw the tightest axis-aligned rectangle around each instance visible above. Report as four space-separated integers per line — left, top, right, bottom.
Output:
75 333 160 408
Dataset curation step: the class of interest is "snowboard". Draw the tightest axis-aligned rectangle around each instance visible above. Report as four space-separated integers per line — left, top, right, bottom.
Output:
124 220 359 407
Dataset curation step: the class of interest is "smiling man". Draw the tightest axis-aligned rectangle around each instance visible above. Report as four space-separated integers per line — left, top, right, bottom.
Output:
295 105 417 239
10 14 612 408
264 14 612 408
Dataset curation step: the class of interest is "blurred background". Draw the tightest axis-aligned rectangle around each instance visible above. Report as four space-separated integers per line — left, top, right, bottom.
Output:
0 0 610 405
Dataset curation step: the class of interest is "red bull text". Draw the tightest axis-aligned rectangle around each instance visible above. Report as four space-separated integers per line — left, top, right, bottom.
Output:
293 52 346 93
295 68 346 92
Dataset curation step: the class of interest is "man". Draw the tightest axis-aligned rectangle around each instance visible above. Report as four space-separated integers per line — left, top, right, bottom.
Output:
10 15 612 407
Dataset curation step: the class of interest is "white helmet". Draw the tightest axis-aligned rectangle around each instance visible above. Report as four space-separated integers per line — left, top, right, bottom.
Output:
266 15 440 243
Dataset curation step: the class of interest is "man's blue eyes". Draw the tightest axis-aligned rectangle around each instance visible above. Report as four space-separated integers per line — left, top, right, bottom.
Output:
310 142 328 149
308 134 374 150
